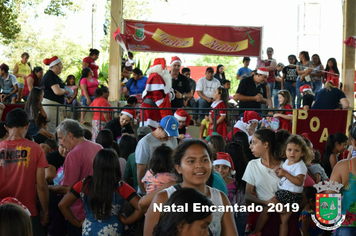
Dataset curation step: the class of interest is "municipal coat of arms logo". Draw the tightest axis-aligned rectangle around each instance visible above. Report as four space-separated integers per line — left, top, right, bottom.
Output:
311 181 345 230
133 23 146 41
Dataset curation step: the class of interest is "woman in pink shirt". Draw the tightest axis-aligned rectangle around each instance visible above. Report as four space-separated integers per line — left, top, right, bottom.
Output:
80 67 99 124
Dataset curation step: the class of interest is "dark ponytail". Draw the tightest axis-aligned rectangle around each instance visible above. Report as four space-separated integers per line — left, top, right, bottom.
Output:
94 85 109 98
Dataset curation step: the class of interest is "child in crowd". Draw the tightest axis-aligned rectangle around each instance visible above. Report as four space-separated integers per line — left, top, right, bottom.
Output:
213 152 237 204
142 145 177 194
207 134 226 159
323 132 348 178
44 138 57 151
324 58 340 87
299 84 314 110
208 86 228 138
273 90 293 132
59 149 143 235
174 108 192 142
90 85 113 141
299 187 323 236
252 135 311 236
308 150 328 183
199 115 210 140
64 75 78 106
24 87 49 137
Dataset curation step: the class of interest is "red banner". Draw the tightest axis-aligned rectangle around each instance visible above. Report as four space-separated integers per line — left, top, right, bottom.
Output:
292 109 352 156
124 20 262 56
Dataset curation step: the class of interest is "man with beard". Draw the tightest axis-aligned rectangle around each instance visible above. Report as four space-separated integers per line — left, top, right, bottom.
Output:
169 56 192 109
141 58 174 129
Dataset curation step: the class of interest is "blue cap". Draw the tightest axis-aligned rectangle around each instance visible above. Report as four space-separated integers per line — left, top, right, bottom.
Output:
159 115 179 137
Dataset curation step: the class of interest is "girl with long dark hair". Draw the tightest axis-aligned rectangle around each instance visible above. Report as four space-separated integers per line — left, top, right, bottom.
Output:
208 86 229 138
324 58 340 87
323 132 348 177
296 51 313 108
59 149 143 235
23 67 43 101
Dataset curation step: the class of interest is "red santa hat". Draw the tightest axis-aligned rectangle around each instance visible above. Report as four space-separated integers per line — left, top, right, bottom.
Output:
170 56 182 66
300 84 312 94
174 108 191 128
43 56 61 67
121 109 136 119
213 152 236 175
0 197 31 216
152 58 166 70
257 67 269 76
242 111 262 124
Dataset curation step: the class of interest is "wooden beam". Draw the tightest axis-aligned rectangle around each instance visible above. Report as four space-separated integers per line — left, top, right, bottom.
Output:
342 0 356 109
108 0 123 102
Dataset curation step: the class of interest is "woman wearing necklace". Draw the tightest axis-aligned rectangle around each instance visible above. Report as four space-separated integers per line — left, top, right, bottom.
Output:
80 67 99 124
242 128 300 235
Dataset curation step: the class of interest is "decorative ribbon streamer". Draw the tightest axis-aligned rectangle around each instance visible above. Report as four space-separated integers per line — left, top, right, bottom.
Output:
113 27 129 55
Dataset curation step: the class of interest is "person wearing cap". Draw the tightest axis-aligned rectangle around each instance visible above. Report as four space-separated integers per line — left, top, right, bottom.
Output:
236 57 252 80
41 56 70 133
105 109 135 141
226 111 262 142
124 126 152 191
213 152 236 204
170 56 192 109
0 109 49 236
235 67 271 116
0 63 19 104
273 63 284 108
174 108 192 141
136 115 179 195
141 58 174 129
196 67 221 122
311 81 349 110
299 84 314 110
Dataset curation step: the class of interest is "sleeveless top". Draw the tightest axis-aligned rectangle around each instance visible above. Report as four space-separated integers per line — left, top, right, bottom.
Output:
165 185 224 236
341 159 356 227
16 61 31 84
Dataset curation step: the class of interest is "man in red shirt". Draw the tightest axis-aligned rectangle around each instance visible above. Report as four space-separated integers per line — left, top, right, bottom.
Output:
0 108 49 236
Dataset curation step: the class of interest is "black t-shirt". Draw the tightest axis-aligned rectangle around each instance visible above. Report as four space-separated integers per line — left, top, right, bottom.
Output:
274 70 282 90
236 76 266 109
214 73 226 84
302 94 314 108
282 66 298 83
41 70 65 104
311 88 346 109
105 118 134 140
171 73 191 108
46 150 65 212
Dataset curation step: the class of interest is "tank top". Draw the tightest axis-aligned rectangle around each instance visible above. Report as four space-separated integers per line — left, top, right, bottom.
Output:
341 159 356 226
165 185 224 236
16 61 31 84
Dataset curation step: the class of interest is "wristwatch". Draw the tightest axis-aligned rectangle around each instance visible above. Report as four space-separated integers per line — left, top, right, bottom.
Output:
182 93 185 99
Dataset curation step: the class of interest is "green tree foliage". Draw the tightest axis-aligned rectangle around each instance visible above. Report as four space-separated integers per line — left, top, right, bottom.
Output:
0 0 80 43
193 55 244 94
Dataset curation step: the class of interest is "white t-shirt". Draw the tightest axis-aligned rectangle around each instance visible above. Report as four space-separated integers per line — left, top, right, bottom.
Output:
242 158 283 201
196 77 221 99
278 159 307 193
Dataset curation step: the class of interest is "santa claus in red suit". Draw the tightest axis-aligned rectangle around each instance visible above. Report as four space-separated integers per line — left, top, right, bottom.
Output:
141 58 174 129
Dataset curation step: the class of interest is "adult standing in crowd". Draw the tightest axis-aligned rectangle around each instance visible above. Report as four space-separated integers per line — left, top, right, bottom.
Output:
79 67 99 124
13 52 31 102
311 81 349 109
0 63 18 104
196 67 221 122
235 68 270 117
296 51 313 108
82 49 100 79
273 63 284 107
170 56 192 109
329 125 356 235
123 68 148 105
41 56 69 133
310 54 324 94
136 116 179 195
282 55 298 108
182 67 199 126
50 119 102 236
214 64 226 84
22 67 43 101
237 57 252 80
141 58 173 128
257 47 277 99
0 109 49 236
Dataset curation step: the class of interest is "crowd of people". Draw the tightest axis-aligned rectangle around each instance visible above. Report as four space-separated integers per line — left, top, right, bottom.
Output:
0 48 354 236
